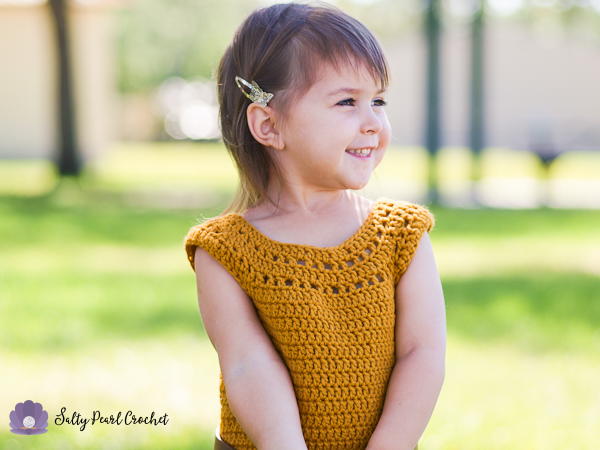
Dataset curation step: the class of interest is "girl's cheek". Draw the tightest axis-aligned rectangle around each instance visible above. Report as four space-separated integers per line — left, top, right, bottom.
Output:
381 118 392 140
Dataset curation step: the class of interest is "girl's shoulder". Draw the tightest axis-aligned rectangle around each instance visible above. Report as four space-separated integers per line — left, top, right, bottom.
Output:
183 212 244 270
386 198 436 232
186 210 242 232
184 211 246 246
348 196 435 234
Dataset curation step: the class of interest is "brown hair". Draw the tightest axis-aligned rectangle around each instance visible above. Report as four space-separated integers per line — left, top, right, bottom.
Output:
216 1 390 215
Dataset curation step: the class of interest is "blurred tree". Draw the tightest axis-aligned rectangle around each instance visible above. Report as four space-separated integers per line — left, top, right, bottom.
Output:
115 0 259 94
515 0 600 38
115 0 425 94
468 0 485 206
423 0 442 206
514 0 599 206
49 0 81 177
338 0 424 37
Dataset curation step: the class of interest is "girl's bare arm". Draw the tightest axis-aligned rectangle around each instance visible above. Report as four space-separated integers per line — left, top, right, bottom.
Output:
367 233 446 449
194 247 307 450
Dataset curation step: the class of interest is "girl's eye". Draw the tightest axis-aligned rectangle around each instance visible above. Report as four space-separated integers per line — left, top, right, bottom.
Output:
337 98 388 106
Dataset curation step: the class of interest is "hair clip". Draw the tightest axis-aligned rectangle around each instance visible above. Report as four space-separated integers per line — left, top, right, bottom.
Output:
235 76 274 107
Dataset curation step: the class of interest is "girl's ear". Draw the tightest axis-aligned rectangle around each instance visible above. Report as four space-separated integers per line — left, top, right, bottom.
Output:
246 103 285 151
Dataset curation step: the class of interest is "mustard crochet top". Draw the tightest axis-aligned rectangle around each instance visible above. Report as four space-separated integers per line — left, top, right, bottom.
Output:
184 197 435 450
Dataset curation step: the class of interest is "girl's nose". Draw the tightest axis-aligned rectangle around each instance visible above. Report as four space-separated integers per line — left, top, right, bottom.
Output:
360 107 383 135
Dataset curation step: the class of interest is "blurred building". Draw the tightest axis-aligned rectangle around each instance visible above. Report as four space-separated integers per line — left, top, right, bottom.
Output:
1 1 599 158
0 0 119 161
383 18 600 152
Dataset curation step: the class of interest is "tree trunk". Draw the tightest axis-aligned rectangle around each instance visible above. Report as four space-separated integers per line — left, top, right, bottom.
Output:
469 0 486 206
424 0 442 206
49 0 81 177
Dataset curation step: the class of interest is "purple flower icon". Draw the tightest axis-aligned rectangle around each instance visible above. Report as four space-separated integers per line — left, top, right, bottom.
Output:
9 400 48 435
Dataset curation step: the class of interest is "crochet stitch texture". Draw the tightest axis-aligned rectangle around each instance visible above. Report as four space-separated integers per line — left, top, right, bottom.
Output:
184 197 435 450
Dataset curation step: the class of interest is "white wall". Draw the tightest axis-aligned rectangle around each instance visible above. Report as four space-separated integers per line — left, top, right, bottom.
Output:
0 3 116 161
380 18 600 151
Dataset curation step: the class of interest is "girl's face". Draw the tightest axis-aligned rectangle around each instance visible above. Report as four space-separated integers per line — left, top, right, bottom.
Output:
274 62 391 192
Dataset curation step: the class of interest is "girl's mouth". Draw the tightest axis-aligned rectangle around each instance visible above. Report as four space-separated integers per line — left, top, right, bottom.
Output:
345 148 373 159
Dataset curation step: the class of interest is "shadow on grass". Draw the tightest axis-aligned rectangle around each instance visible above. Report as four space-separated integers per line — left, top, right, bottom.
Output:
430 205 600 238
443 271 600 356
1 271 204 354
2 191 599 357
0 190 226 248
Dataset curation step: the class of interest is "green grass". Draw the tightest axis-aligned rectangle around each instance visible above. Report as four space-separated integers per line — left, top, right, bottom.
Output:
1 143 600 449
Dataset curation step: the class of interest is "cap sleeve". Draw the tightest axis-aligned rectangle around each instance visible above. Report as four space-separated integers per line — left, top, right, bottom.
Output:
184 225 207 272
391 202 435 285
183 217 235 271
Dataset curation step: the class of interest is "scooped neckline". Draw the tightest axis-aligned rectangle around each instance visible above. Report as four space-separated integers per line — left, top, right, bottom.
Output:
229 197 389 253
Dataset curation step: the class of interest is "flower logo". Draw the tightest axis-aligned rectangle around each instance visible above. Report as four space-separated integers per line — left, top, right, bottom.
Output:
9 400 48 435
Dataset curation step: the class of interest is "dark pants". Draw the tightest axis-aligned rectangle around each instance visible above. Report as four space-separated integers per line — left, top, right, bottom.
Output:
214 428 236 450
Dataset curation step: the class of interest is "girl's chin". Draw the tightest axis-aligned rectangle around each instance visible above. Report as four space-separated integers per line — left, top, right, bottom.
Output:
343 174 372 190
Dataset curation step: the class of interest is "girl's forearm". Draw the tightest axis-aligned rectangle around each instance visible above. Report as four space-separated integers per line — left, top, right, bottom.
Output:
366 348 445 450
222 354 308 450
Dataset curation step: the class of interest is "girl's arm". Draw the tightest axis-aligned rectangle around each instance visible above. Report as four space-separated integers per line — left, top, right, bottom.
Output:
194 247 308 450
367 232 446 450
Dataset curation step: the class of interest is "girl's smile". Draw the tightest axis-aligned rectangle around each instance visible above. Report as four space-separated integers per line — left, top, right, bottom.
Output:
345 147 375 158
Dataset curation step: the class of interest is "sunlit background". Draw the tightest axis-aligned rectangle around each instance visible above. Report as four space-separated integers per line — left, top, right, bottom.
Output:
1 0 599 449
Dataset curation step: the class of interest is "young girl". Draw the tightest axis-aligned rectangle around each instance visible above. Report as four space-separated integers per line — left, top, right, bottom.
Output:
184 2 446 449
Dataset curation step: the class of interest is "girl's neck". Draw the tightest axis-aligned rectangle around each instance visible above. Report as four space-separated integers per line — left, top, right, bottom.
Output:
256 189 357 218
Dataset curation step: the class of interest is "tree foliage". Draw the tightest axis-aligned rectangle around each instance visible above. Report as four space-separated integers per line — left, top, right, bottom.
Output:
115 0 259 93
114 0 600 94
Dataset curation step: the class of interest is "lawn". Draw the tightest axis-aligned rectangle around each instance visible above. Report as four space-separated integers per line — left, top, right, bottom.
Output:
1 143 599 449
